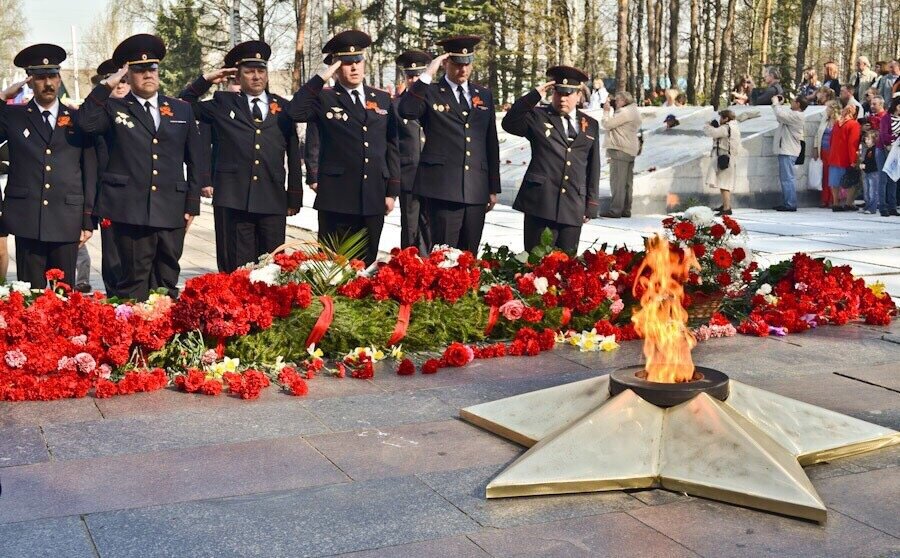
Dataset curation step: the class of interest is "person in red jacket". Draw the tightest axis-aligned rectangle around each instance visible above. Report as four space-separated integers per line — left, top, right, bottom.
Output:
827 104 862 211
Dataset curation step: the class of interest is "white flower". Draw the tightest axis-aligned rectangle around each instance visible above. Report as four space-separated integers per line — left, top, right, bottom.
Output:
794 282 808 292
755 283 772 296
10 281 31 294
0 286 9 298
608 271 620 281
249 263 280 286
682 206 715 227
432 245 464 268
533 276 549 295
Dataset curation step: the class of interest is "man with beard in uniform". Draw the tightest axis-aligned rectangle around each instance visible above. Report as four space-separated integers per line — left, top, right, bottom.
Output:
90 59 130 296
288 30 400 265
393 50 431 253
0 44 96 288
398 35 500 254
78 34 208 301
502 66 600 252
180 40 302 271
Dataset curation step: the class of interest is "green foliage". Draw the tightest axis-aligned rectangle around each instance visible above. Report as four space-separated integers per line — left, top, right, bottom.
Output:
156 0 204 95
226 294 490 362
149 330 209 371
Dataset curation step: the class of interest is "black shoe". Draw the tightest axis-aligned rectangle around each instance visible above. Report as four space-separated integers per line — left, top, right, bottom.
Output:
600 212 621 218
622 213 631 218
772 205 786 211
775 206 797 212
890 210 900 216
75 283 92 294
713 205 724 212
716 208 733 216
880 210 890 216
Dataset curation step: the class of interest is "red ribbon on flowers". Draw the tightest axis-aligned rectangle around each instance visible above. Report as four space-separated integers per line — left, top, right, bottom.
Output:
304 295 334 348
484 305 500 335
387 303 412 346
560 307 572 328
215 337 225 359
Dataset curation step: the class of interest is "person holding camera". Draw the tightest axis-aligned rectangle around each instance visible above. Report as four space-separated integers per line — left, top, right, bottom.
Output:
703 110 743 216
772 94 808 211
600 91 641 218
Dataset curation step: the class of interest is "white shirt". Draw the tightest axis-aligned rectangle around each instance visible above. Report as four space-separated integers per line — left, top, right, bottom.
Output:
135 93 160 129
246 92 269 120
561 110 579 137
417 73 472 107
35 99 60 128
341 83 366 106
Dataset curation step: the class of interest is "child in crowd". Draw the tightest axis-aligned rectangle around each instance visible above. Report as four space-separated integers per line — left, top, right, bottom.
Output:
860 130 880 214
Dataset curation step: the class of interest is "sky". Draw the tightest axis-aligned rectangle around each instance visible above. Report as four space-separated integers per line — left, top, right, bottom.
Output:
24 0 115 67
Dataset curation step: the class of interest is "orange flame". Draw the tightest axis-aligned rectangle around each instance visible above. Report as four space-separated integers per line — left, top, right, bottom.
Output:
631 236 699 383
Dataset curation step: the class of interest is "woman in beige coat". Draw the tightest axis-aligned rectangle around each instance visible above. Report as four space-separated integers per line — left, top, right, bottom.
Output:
703 110 743 215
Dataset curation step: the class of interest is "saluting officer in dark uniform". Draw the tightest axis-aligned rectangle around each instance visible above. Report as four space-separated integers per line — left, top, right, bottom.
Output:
0 44 96 288
180 40 302 271
78 34 208 301
393 50 431 253
91 59 130 295
398 36 500 254
502 66 600 252
288 31 400 265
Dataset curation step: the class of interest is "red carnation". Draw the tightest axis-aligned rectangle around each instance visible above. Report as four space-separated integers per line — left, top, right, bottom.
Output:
710 224 726 239
712 248 733 268
289 377 309 396
397 358 416 376
522 307 544 323
716 272 732 287
442 342 474 367
422 358 440 374
484 285 513 307
45 269 65 282
94 378 118 399
673 221 696 241
691 244 706 258
732 247 746 262
200 379 223 396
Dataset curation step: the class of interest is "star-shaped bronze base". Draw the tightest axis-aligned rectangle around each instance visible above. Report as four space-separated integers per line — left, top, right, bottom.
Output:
460 375 900 523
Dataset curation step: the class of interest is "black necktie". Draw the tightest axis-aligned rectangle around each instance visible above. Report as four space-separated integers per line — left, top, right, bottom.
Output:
42 110 53 135
566 117 578 141
251 98 263 122
144 101 156 129
351 90 364 117
457 85 469 111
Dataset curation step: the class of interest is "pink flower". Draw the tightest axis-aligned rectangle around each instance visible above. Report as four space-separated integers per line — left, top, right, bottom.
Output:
610 299 625 314
74 352 96 374
5 349 27 369
603 285 617 299
201 349 218 365
98 364 113 379
499 299 525 321
70 335 87 347
57 356 76 371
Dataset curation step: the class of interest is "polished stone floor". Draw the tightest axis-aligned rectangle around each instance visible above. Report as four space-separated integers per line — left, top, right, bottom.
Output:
0 321 897 557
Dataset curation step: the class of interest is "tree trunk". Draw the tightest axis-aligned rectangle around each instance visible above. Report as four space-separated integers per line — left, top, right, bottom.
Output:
291 0 310 89
686 0 699 103
646 0 658 92
711 0 737 108
616 0 630 92
513 0 526 93
844 0 862 82
794 0 818 86
759 0 773 69
636 0 645 101
668 0 680 87
709 0 722 99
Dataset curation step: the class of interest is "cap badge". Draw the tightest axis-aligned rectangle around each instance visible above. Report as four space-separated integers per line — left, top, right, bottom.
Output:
562 78 568 85
141 54 148 60
462 48 468 54
349 46 356 52
42 58 49 64
255 53 261 58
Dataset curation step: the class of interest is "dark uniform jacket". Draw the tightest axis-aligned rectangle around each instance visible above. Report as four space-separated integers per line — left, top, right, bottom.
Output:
392 94 424 192
288 75 400 216
502 90 601 227
0 100 96 242
397 76 500 204
180 77 302 215
78 85 208 229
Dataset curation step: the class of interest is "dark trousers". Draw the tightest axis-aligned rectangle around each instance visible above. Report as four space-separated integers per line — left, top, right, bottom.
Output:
214 204 231 272
317 210 384 266
425 198 486 255
399 191 430 254
100 225 122 296
14 237 78 289
222 207 286 272
523 214 582 253
112 223 185 301
607 149 635 217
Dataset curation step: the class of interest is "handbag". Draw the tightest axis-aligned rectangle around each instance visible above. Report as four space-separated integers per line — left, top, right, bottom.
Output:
840 166 860 188
716 124 731 170
795 140 806 165
807 158 823 190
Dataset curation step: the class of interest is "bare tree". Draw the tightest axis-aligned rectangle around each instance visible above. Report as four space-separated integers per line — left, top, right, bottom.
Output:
668 0 680 87
0 0 27 84
686 0 700 102
794 0 818 85
844 0 862 82
711 0 737 107
291 0 310 89
616 0 629 91
646 0 659 92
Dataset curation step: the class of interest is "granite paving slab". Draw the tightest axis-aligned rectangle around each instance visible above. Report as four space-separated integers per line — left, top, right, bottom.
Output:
306 419 520 481
423 369 599 411
0 516 97 558
814 467 900 537
302 390 456 432
0 426 49 468
43 400 330 460
84 476 479 558
334 536 490 557
0 437 347 524
831 362 900 392
0 398 103 428
628 499 900 558
418 465 646 529
468 512 700 557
